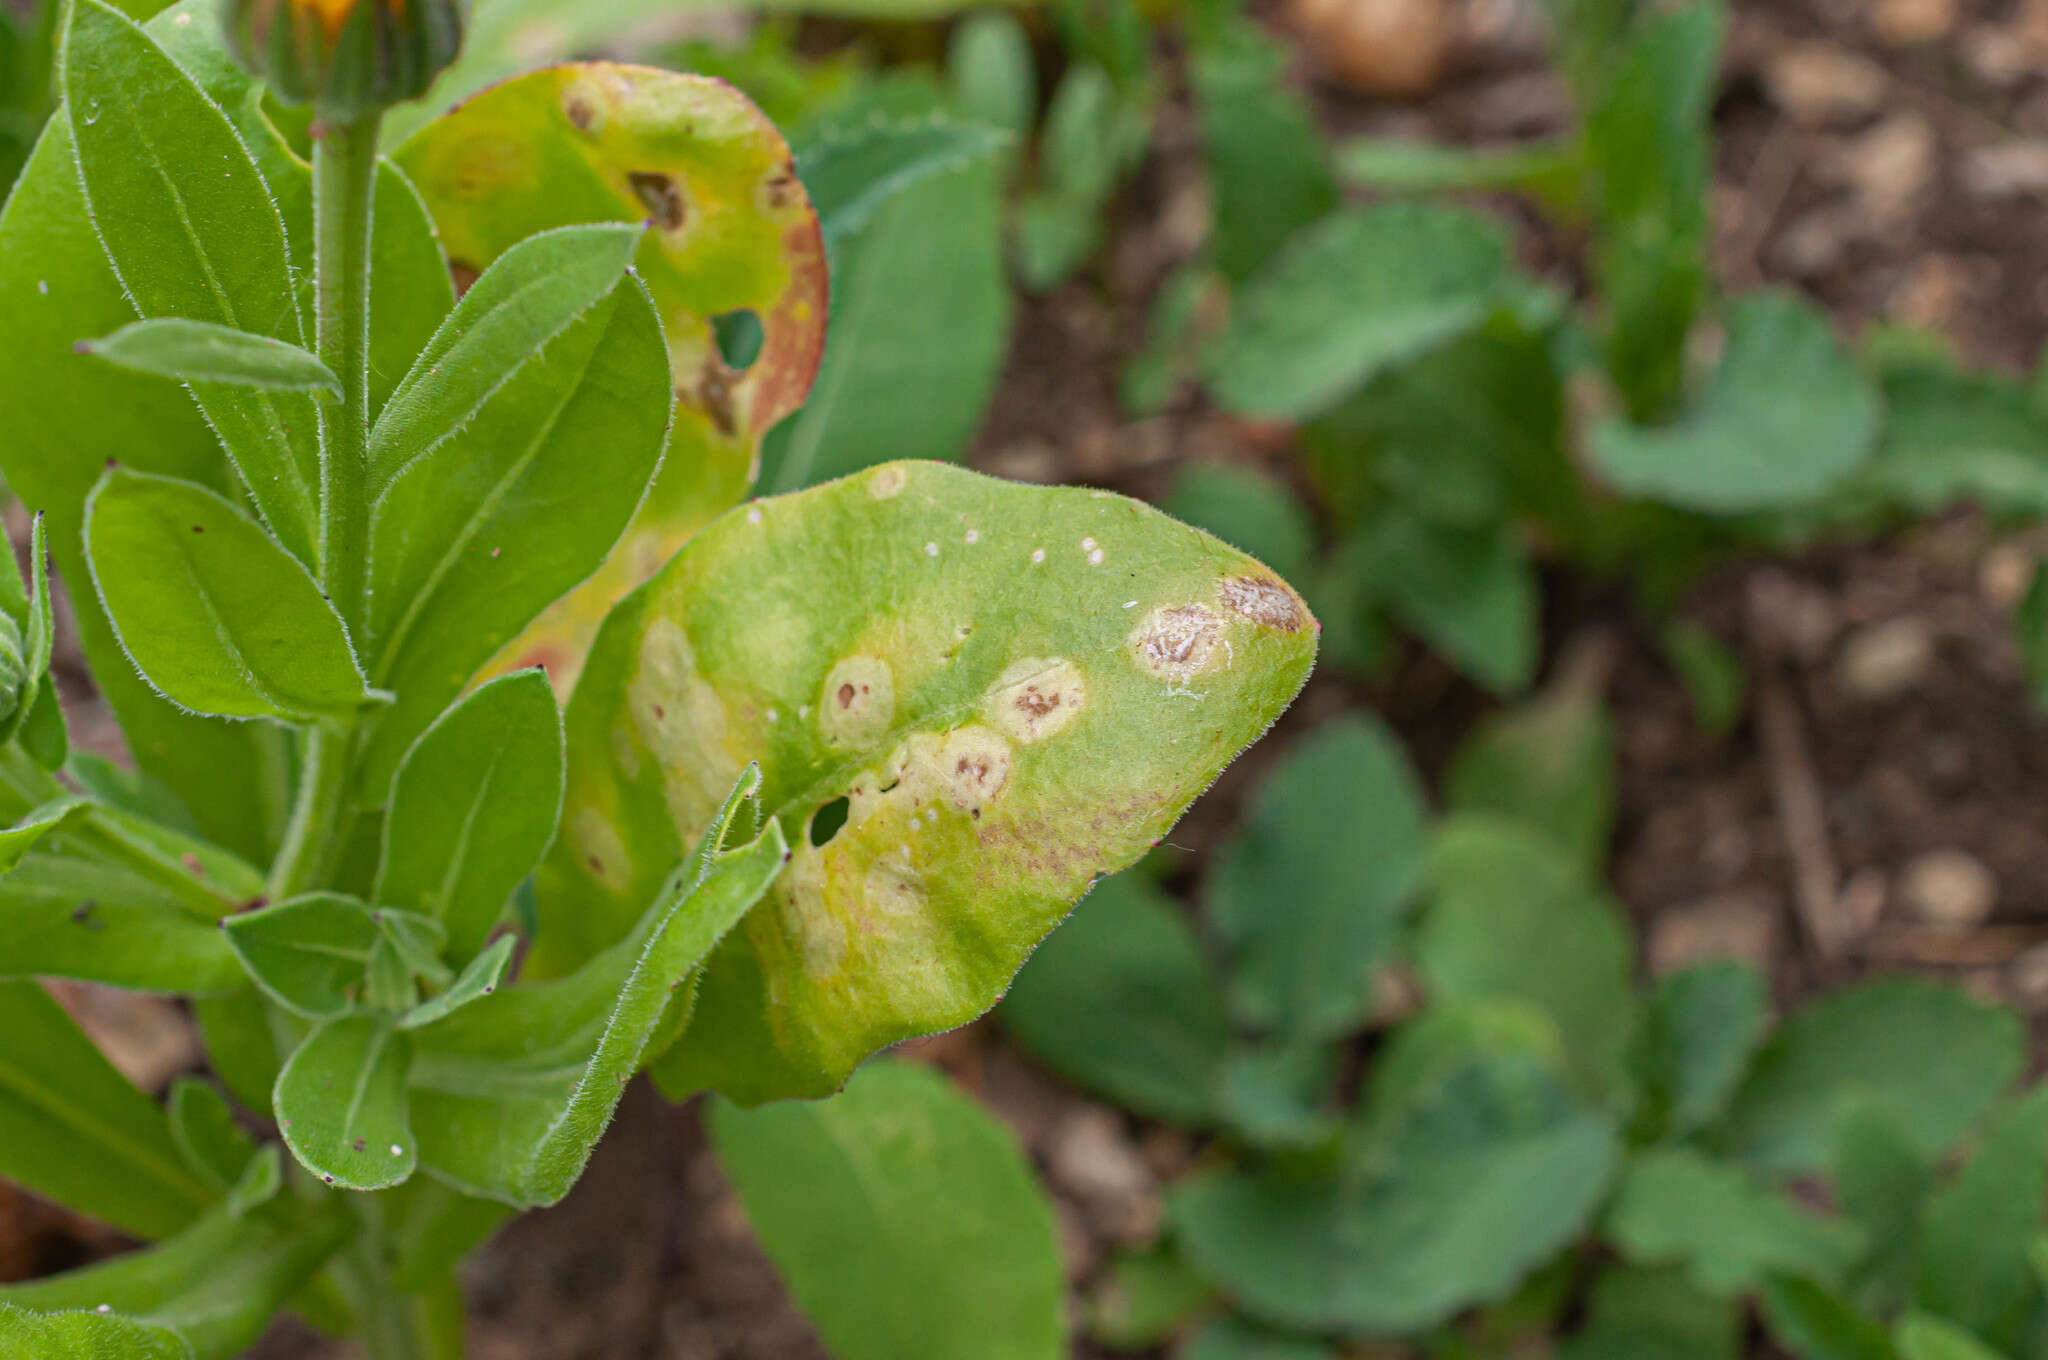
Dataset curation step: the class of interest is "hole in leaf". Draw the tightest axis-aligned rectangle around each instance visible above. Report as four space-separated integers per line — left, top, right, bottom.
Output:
809 796 850 848
629 171 687 231
713 309 764 371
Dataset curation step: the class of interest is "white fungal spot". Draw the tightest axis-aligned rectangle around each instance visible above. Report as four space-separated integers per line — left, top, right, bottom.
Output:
1089 548 1106 565
747 506 763 525
818 656 895 748
1219 574 1308 632
924 542 939 558
870 464 908 498
1130 604 1224 684
390 1144 404 1156
1030 549 1045 564
863 853 926 921
986 658 1088 743
964 529 980 545
37 280 48 296
1123 600 1138 609
95 1305 111 1315
766 708 779 723
1081 537 1097 551
173 10 191 23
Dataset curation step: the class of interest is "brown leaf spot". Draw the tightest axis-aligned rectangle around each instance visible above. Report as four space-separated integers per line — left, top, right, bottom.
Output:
986 658 1087 743
1129 604 1223 684
1219 574 1307 632
628 171 687 231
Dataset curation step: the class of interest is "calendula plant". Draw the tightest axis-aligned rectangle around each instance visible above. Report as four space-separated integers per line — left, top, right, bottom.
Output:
0 0 1315 1354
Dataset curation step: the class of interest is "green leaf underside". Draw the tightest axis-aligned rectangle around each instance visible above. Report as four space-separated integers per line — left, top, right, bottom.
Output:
0 980 215 1241
1205 203 1510 421
1209 714 1427 1038
85 468 373 722
63 0 319 566
1002 870 1228 1126
710 1059 1065 1360
1173 1051 1617 1333
408 772 788 1206
357 268 672 800
221 892 377 1019
1588 292 1881 512
538 461 1316 1105
275 1014 416 1191
83 318 341 399
375 670 564 966
365 222 643 497
0 1191 349 1358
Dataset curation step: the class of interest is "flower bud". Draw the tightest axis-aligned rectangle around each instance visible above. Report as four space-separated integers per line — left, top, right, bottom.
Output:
225 0 464 119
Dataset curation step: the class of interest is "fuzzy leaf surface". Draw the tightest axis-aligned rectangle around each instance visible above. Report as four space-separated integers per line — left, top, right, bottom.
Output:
81 319 340 399
274 1014 417 1191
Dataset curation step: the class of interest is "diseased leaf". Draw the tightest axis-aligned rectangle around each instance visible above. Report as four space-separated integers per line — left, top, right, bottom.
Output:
0 1303 190 1360
1002 869 1229 1126
1204 203 1511 420
365 223 643 496
1173 1050 1617 1334
1631 961 1768 1143
357 271 672 797
710 1059 1065 1360
376 671 563 965
274 1014 416 1191
62 0 318 566
409 773 787 1206
1415 816 1636 1100
0 979 215 1240
1913 1086 2048 1349
84 468 376 723
1713 978 2023 1177
81 319 340 399
397 62 828 693
221 893 377 1020
1588 293 1881 512
1207 714 1428 1038
538 462 1315 1104
1606 1148 1866 1295
0 1192 350 1360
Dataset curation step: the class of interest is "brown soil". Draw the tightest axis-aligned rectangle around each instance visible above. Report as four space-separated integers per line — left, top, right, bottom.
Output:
13 0 2048 1356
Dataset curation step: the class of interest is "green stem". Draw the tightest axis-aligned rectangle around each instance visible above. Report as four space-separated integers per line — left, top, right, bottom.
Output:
335 1203 423 1360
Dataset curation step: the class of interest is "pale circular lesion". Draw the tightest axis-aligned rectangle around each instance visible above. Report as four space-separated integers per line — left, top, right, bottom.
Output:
985 657 1087 743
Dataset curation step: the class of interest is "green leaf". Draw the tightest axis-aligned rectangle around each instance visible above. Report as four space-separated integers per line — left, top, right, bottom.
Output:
0 1303 190 1359
1571 1266 1742 1360
1162 463 1316 583
397 934 515 1031
1896 1314 2005 1360
365 222 643 497
166 1078 254 1192
376 671 563 965
1087 1244 1218 1350
1364 509 1539 695
797 112 1012 246
221 892 377 1020
19 678 68 770
375 908 451 986
1415 816 1637 1100
0 794 90 872
1208 714 1428 1038
1861 367 2048 516
80 318 341 400
1181 1318 1336 1360
1172 1050 1617 1333
1583 2 1722 421
357 267 672 799
192 989 282 1116
1336 136 1584 214
1588 292 1881 512
1662 620 1747 737
0 1193 350 1360
1713 978 2023 1177
758 91 1008 494
1192 19 1338 284
1445 657 1616 871
1832 1097 1934 1313
274 1013 416 1191
1606 1148 1866 1294
0 979 215 1239
1212 1040 1339 1149
409 774 788 1206
0 2 290 865
1760 1275 1898 1360
1204 203 1511 420
947 12 1035 135
1631 961 1768 1143
1001 869 1229 1125
62 0 317 565
541 462 1317 1104
84 468 375 723
385 1177 515 1292
1914 1086 2048 1348
709 1059 1065 1360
